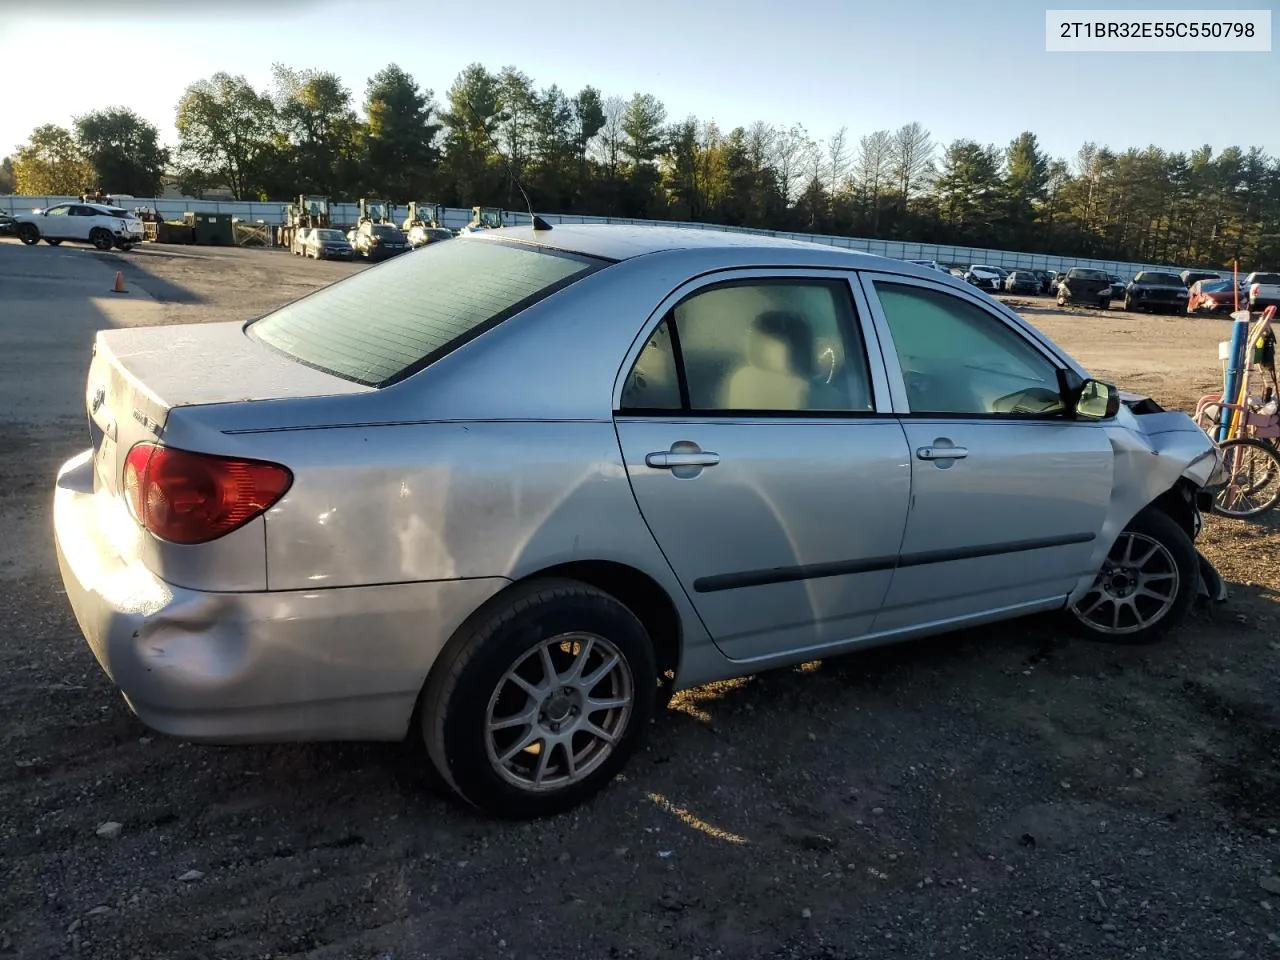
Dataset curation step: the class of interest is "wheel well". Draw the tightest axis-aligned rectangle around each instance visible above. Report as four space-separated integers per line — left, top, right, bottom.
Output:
528 560 682 691
1146 478 1199 539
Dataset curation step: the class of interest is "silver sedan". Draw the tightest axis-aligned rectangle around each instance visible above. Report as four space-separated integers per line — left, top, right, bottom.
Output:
54 224 1226 818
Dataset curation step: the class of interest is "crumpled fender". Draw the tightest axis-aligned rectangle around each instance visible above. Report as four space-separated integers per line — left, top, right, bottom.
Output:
1066 399 1223 605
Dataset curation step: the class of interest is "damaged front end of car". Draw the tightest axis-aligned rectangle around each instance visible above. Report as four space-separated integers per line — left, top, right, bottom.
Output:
1089 391 1228 605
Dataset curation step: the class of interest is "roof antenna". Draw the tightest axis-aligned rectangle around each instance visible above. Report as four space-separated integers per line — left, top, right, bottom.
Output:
467 102 552 232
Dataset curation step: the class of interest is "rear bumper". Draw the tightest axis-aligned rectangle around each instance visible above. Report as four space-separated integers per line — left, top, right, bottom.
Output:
54 449 509 743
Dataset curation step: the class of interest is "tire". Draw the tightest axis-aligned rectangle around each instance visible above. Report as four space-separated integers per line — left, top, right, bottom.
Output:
89 228 114 251
17 223 39 245
1207 437 1280 518
44 238 62 246
420 578 657 819
1068 507 1199 645
1100 297 1112 310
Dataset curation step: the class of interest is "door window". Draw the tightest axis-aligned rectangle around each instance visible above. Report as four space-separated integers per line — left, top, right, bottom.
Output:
44 205 69 217
619 279 875 415
871 281 1066 417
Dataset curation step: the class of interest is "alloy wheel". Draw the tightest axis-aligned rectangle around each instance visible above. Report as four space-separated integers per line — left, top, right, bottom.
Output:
484 632 634 793
1071 532 1179 635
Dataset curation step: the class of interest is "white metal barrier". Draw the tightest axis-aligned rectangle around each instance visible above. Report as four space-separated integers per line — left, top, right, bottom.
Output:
0 193 1208 277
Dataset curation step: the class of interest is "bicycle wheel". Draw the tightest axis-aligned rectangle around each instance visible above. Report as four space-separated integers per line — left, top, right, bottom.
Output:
1208 437 1280 518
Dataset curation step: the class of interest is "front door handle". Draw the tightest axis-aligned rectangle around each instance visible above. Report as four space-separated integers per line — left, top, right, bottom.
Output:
916 445 968 461
646 451 721 469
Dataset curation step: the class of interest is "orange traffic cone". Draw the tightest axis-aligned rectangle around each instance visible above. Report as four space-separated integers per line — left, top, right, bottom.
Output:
111 270 127 294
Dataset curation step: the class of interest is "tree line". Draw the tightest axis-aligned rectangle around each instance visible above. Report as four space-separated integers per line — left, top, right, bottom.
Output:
4 61 1278 269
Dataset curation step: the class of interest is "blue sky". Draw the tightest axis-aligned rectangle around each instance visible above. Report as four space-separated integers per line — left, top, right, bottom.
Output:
2 0 1276 167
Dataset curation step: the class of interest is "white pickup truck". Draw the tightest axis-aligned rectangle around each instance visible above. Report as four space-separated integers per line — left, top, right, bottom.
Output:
1245 271 1280 312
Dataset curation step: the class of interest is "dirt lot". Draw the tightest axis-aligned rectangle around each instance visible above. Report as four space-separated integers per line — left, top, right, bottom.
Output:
2 241 1279 960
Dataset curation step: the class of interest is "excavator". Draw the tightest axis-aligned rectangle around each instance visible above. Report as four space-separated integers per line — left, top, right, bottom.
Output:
401 201 444 232
459 206 503 234
279 195 330 254
402 201 452 249
351 198 410 260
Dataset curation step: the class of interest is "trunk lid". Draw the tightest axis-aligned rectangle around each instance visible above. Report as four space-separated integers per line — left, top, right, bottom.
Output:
85 321 369 497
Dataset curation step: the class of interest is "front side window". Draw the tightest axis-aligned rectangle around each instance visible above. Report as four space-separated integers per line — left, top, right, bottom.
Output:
619 279 875 414
45 205 69 217
871 281 1066 417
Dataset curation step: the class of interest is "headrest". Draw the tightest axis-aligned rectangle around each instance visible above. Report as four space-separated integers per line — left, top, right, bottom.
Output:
748 310 812 375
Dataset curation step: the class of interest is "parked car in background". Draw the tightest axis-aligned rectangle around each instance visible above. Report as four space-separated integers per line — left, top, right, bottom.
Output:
1031 269 1054 293
1057 267 1115 308
303 228 355 261
53 224 1225 818
408 225 456 249
1181 269 1221 289
1108 274 1128 298
1244 272 1280 312
964 264 1004 292
1003 271 1041 295
1187 278 1243 316
291 227 314 256
1123 271 1190 314
354 222 411 261
12 202 143 251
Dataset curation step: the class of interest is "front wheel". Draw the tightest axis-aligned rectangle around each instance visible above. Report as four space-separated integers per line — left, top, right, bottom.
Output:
17 223 39 245
421 579 657 818
1069 507 1198 645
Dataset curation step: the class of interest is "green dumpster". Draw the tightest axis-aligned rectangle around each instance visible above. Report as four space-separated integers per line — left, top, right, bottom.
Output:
183 212 235 246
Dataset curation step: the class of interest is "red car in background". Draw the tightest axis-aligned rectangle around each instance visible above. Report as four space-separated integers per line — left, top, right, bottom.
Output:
1187 278 1243 316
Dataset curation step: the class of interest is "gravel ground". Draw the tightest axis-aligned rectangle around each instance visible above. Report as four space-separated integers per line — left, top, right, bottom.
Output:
2 241 1278 960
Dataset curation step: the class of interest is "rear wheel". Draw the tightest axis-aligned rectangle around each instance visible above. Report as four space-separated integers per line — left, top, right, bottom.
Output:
1069 507 1198 645
89 228 115 251
17 223 39 245
421 579 657 819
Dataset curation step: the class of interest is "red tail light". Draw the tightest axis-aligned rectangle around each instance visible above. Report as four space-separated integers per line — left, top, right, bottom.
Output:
123 442 293 545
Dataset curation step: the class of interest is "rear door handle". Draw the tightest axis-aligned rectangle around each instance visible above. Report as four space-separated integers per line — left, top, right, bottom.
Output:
646 451 721 469
916 445 968 461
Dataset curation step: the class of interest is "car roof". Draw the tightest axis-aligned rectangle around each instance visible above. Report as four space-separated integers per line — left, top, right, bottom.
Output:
468 222 893 266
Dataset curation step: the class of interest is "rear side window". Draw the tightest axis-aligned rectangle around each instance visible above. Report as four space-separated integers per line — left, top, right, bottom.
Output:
248 238 606 387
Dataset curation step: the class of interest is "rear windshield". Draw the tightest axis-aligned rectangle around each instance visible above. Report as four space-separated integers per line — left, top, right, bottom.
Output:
1137 273 1182 285
247 238 606 387
1068 268 1109 281
1201 280 1233 292
106 207 129 217
314 229 344 240
1252 273 1280 285
371 224 402 238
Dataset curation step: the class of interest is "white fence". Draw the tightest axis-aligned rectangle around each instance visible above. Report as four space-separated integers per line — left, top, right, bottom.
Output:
1 193 1216 278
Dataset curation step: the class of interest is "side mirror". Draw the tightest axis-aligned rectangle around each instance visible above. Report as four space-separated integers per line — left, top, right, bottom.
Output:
1074 378 1120 420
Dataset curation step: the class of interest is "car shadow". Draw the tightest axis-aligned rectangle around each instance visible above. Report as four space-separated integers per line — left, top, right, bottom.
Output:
90 246 206 304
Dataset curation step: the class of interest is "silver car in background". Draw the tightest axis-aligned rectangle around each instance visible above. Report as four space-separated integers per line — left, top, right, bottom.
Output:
54 225 1225 818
